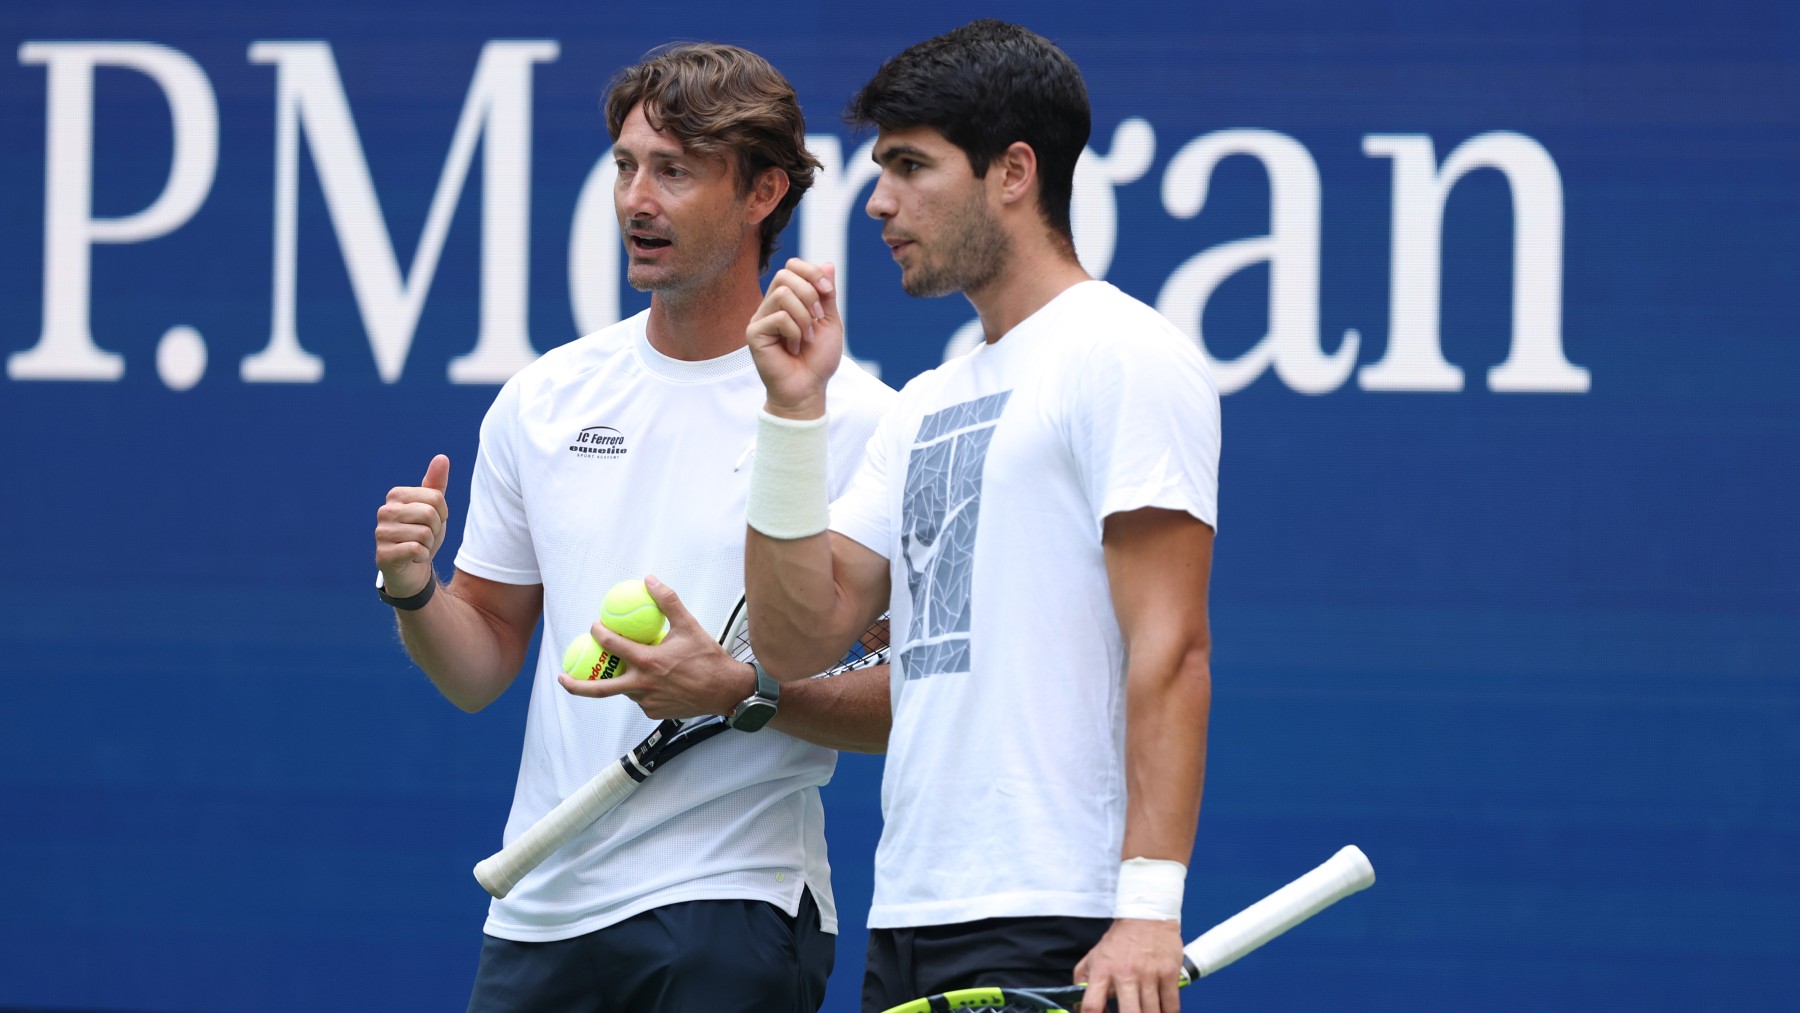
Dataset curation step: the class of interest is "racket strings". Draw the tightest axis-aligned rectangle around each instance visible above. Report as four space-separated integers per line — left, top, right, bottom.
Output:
724 611 893 676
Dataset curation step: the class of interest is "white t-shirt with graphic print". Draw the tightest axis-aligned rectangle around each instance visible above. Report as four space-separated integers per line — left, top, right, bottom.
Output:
829 281 1221 929
456 309 893 942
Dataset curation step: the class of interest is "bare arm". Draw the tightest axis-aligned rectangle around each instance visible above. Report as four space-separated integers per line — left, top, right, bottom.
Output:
742 258 893 679
1076 506 1215 1013
396 570 543 712
375 454 544 712
768 665 891 752
1111 508 1213 863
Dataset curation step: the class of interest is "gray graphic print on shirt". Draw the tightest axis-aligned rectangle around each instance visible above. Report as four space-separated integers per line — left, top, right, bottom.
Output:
898 390 1012 680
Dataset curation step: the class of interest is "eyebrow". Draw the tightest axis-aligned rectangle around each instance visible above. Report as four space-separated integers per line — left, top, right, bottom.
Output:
614 140 690 163
872 143 933 167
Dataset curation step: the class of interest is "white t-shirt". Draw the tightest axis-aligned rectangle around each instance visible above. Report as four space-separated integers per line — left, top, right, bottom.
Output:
456 310 894 942
829 281 1221 929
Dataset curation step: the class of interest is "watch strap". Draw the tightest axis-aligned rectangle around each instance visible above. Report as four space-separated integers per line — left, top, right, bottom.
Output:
376 569 438 611
751 661 781 703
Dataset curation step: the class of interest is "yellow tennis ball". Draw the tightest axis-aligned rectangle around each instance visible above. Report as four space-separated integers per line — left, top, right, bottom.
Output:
600 579 669 646
562 633 607 681
561 580 670 681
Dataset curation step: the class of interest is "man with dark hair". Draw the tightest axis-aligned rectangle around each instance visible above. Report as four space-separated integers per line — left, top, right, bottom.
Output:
742 20 1220 1013
374 43 893 1013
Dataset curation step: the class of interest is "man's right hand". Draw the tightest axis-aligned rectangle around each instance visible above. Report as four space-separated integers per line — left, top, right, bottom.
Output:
375 454 451 598
746 258 842 420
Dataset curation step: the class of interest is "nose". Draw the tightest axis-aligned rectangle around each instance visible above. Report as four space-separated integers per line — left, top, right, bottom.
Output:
616 162 657 220
865 173 896 221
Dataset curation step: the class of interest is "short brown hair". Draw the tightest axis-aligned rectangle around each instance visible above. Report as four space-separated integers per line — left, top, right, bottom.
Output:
605 43 820 271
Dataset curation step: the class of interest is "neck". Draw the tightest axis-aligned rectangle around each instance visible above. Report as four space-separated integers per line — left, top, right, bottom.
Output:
644 256 767 361
966 237 1091 343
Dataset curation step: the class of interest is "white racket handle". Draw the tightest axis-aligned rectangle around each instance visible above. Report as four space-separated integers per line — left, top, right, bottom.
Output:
1183 845 1375 978
472 762 641 898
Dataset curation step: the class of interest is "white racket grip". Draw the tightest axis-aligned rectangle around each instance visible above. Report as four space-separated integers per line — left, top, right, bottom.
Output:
472 763 642 898
1183 845 1375 978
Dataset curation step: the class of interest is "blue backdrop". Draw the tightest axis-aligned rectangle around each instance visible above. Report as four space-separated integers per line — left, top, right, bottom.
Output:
3 1 1796 1010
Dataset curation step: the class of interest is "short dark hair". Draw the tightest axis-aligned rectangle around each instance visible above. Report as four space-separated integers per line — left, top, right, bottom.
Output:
605 43 820 270
846 20 1091 247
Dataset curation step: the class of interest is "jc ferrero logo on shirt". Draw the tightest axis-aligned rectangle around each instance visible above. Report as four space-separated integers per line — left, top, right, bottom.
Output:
569 425 628 459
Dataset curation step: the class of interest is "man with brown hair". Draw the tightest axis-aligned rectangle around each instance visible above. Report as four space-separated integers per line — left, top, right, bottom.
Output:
373 43 893 1012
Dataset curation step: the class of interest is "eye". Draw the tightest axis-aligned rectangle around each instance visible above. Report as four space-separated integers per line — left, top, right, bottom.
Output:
663 164 689 179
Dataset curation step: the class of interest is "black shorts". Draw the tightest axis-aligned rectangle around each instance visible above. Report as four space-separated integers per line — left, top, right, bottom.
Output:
467 888 835 1013
861 914 1111 1013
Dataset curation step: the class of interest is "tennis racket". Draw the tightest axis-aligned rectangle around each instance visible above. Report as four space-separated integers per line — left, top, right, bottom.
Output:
473 595 890 898
877 845 1375 1013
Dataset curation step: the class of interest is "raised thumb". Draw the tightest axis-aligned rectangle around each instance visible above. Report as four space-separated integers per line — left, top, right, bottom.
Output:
421 453 450 492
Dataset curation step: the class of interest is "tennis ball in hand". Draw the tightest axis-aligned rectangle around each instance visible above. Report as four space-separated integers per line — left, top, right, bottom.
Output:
562 579 669 681
600 579 669 646
562 633 608 681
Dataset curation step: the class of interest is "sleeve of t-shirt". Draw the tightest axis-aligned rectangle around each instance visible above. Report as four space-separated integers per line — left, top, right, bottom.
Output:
827 399 898 561
1068 323 1222 536
453 375 542 585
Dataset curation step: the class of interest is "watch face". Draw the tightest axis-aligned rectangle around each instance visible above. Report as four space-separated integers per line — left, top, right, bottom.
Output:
732 698 777 732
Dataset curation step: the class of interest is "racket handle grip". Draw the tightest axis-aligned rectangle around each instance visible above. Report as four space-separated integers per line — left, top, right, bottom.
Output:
1183 845 1375 978
472 763 641 898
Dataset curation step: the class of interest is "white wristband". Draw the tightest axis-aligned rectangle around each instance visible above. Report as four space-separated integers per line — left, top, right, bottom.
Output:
1114 857 1186 921
746 410 831 540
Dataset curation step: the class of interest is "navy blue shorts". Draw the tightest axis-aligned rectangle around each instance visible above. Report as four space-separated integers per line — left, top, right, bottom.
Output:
467 888 835 1013
860 914 1111 1012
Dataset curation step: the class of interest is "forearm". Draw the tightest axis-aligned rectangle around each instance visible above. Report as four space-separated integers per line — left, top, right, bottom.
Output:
745 529 856 676
769 665 891 753
1121 642 1211 861
395 575 536 713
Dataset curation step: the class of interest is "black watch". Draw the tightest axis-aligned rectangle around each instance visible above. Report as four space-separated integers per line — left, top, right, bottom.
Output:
376 569 438 611
729 662 781 732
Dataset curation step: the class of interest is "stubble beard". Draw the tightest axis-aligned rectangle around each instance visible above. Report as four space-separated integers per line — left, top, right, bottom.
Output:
901 188 1011 299
625 211 751 304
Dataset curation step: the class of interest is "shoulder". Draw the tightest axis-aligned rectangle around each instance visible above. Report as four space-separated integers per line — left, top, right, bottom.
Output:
1048 284 1211 386
1063 283 1193 355
503 313 645 410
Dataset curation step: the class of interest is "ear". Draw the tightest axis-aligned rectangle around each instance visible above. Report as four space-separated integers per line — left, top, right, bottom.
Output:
993 141 1039 208
744 165 790 226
